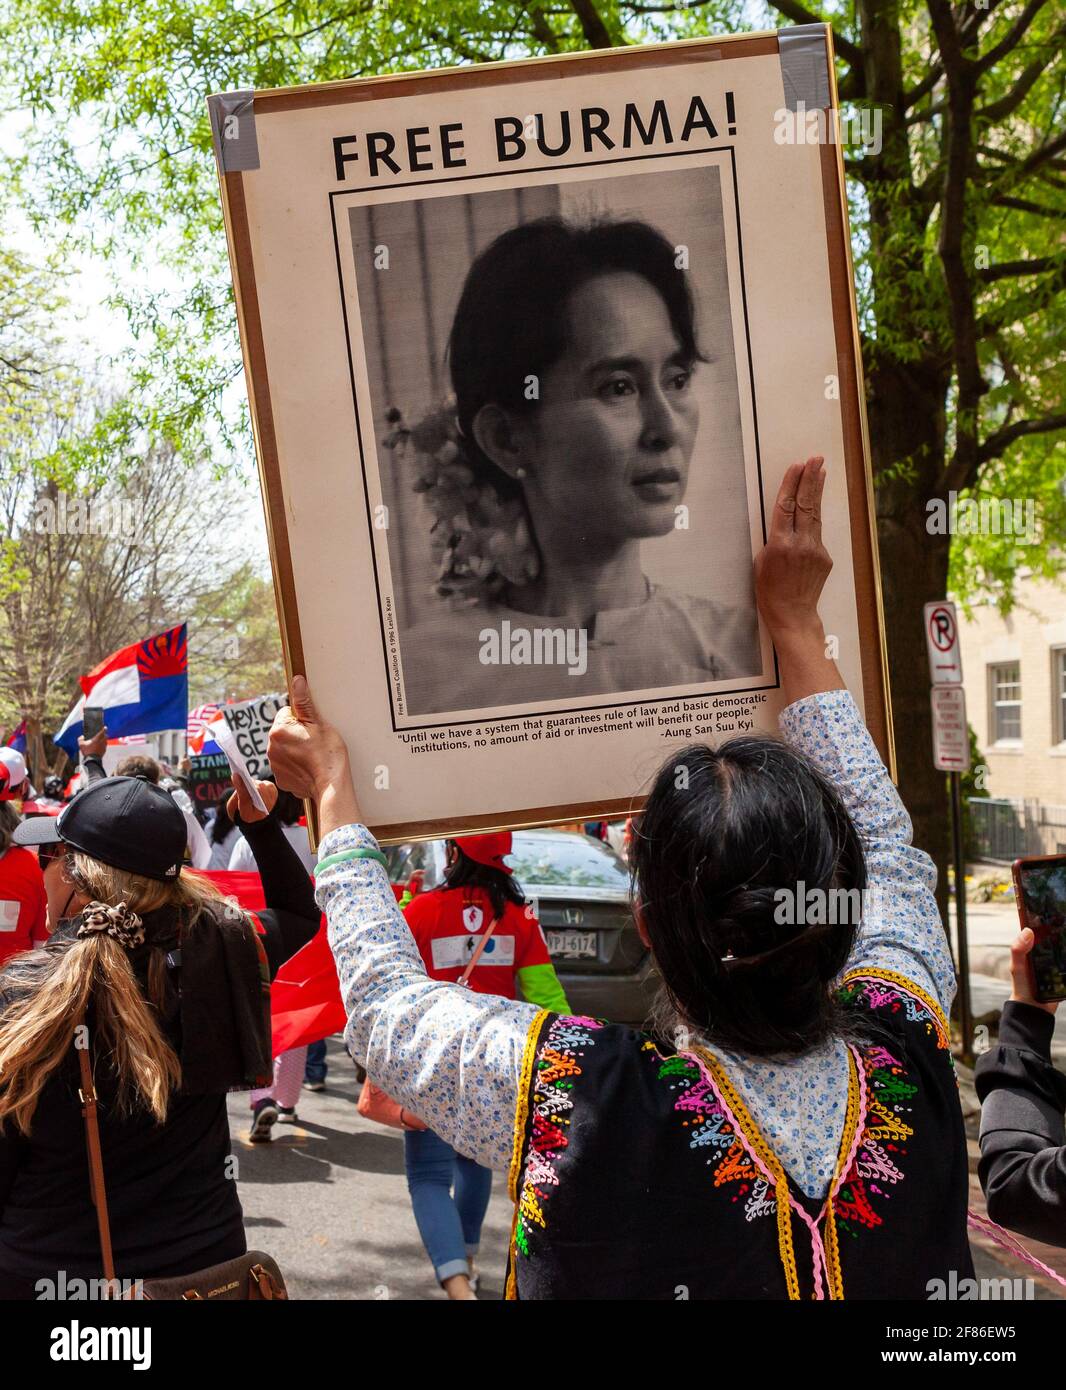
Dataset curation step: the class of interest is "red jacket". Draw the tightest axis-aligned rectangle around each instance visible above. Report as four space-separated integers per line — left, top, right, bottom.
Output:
0 846 47 967
403 885 551 999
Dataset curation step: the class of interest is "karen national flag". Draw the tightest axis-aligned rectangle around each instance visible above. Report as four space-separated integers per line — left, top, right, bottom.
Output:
53 624 188 756
6 720 27 753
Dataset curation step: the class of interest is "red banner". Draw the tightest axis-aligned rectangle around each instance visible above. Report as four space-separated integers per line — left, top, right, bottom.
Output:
194 870 403 1055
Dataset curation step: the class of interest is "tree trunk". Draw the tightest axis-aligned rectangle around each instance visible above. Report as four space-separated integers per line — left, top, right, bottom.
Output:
868 358 953 929
25 715 47 793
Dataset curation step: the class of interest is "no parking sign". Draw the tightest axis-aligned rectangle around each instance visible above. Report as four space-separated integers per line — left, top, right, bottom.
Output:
923 601 963 684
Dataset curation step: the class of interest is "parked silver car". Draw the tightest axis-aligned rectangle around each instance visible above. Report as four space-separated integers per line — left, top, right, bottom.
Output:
383 829 657 1025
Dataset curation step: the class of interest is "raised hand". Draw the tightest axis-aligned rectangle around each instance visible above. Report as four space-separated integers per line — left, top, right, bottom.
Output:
224 775 278 825
78 727 109 761
754 456 844 706
754 455 831 644
269 675 362 836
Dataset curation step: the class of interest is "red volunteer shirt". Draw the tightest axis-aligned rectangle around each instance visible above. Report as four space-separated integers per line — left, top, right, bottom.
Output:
403 885 550 999
0 845 47 967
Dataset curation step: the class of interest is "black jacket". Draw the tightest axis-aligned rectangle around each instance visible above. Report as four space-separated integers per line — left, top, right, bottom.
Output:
0 811 319 1292
976 999 1066 1246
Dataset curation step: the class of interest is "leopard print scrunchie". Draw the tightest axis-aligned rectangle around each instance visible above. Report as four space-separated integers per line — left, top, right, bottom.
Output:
75 900 145 950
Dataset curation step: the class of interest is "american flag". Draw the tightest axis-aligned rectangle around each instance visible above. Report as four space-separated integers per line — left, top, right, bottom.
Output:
187 703 220 755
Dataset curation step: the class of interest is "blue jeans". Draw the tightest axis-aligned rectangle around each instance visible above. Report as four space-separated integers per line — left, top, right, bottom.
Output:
304 1040 328 1083
403 1128 493 1284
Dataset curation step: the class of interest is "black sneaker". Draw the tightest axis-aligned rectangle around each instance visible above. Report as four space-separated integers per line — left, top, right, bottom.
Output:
277 1106 298 1124
249 1098 279 1142
303 1080 326 1092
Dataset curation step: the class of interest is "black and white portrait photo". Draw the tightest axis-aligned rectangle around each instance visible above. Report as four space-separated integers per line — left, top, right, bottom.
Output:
340 160 767 722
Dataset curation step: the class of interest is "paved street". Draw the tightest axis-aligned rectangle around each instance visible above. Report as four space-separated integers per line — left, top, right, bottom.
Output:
226 1037 514 1300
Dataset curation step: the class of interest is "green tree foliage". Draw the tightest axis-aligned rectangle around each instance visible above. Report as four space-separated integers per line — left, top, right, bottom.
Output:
0 380 281 774
186 562 287 706
1 1 1063 893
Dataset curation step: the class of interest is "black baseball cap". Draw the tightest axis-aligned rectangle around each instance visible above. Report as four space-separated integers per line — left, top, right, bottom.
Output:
13 776 186 881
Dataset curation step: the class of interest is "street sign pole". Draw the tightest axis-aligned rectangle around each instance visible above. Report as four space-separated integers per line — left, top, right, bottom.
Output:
950 770 974 1065
923 600 973 1064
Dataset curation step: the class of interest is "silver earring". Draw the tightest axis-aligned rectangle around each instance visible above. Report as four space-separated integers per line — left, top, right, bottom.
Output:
515 467 527 479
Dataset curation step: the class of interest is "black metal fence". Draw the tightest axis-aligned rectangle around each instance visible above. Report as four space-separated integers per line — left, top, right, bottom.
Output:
968 798 1066 863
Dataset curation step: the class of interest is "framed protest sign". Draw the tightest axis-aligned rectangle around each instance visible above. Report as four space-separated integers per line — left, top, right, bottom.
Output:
209 26 892 843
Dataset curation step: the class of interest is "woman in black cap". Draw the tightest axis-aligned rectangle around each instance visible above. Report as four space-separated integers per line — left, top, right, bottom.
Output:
0 769 320 1298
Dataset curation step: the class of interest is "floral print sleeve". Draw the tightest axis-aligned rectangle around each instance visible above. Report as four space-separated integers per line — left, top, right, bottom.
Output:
315 825 538 1170
779 689 956 1016
317 691 948 1178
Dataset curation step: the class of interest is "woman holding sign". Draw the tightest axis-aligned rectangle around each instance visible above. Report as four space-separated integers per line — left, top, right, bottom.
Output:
269 457 971 1300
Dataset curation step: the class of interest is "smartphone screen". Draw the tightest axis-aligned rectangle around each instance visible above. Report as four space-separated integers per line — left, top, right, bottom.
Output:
1014 855 1066 1002
82 706 105 740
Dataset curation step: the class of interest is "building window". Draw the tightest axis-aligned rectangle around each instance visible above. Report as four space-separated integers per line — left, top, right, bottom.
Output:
1055 649 1066 744
989 661 1022 744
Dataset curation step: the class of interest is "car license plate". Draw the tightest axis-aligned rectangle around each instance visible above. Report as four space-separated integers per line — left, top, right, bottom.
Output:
546 929 597 959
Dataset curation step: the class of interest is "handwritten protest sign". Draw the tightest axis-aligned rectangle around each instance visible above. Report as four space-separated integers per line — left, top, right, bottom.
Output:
208 715 270 816
187 752 232 811
220 692 286 780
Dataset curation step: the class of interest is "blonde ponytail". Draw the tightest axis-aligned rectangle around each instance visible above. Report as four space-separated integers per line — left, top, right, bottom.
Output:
0 881 186 1135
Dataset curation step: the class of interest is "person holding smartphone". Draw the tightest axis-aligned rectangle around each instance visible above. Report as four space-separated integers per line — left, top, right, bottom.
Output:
975 920 1066 1244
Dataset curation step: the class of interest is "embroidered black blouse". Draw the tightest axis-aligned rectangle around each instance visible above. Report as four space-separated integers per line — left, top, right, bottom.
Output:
507 971 973 1300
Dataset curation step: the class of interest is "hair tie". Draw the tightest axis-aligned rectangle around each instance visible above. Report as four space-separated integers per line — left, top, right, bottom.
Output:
75 900 145 950
719 919 836 973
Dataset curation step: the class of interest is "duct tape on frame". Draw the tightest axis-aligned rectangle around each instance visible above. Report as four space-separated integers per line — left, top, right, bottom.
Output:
778 24 832 111
208 90 261 173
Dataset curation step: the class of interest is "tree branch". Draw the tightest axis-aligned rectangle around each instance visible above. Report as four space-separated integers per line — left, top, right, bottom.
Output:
904 64 943 109
1014 129 1066 180
977 253 1066 282
978 412 1066 465
770 1 863 68
529 3 561 50
992 195 1066 217
905 98 948 124
569 0 615 48
928 0 985 487
977 38 1061 122
976 0 1048 72
976 254 1066 337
